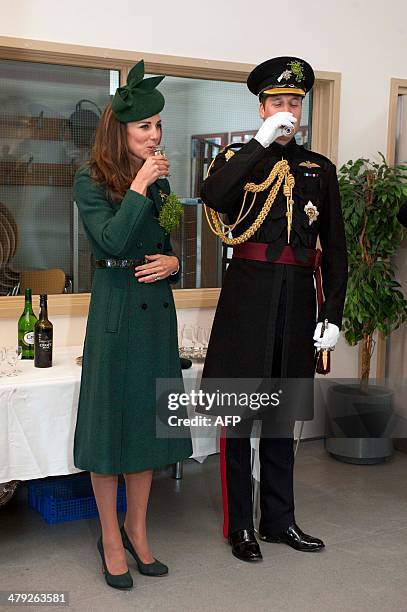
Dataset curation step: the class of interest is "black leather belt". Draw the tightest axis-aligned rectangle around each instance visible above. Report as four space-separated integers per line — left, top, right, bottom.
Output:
95 258 145 268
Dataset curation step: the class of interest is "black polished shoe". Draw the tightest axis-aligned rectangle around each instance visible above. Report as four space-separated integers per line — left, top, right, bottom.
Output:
259 523 325 552
97 537 133 589
228 529 263 562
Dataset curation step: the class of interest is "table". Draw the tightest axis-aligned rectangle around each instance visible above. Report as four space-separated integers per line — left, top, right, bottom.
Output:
0 347 217 483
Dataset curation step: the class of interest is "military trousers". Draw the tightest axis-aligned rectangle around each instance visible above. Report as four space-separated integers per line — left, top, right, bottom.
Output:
223 274 296 536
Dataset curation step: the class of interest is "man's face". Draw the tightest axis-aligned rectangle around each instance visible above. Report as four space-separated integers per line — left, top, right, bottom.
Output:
259 94 303 145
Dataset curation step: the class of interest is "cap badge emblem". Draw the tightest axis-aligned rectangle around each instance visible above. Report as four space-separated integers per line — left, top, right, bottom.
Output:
277 69 292 83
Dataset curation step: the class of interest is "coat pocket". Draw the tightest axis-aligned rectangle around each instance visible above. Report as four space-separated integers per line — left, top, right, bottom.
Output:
105 288 124 333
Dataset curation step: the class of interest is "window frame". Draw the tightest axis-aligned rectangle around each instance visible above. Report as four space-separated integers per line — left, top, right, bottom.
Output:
371 77 407 381
0 36 341 318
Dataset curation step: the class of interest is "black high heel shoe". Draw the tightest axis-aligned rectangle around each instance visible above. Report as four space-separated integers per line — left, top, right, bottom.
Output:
121 526 168 576
97 537 133 589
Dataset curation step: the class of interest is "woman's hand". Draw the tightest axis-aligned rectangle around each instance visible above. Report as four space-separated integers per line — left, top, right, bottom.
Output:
135 254 179 283
130 156 170 196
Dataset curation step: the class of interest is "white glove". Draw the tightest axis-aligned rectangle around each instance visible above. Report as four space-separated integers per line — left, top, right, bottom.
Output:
254 112 297 148
313 322 340 350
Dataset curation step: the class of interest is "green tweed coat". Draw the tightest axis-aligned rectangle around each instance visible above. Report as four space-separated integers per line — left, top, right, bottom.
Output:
73 167 192 474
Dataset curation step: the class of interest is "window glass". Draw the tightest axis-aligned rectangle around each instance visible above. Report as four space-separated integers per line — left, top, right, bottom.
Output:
0 63 312 294
159 76 312 288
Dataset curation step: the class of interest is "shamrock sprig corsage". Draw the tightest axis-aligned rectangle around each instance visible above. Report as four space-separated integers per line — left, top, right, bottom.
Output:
158 192 183 233
289 60 304 83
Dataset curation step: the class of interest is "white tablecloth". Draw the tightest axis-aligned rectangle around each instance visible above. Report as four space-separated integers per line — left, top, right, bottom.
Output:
0 347 217 482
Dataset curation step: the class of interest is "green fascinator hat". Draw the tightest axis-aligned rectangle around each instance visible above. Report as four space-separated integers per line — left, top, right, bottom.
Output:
111 59 165 123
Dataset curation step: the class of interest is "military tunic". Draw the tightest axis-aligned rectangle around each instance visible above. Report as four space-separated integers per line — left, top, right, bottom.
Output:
202 137 348 381
73 167 192 474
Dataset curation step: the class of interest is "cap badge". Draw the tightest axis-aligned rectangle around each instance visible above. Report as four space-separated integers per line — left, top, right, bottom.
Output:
277 69 292 83
304 201 319 225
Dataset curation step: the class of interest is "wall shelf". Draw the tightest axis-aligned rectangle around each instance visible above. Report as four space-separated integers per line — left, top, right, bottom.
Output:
0 161 78 187
0 115 71 141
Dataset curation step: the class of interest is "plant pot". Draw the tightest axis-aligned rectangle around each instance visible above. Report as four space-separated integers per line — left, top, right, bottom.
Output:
324 383 394 464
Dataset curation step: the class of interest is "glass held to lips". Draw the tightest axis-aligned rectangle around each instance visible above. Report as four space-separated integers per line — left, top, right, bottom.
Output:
153 145 170 179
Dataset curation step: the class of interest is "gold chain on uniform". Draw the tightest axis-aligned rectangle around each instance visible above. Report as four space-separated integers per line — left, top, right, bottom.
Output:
203 154 295 245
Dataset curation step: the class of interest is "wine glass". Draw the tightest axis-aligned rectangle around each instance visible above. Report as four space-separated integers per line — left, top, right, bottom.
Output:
197 327 211 359
5 347 21 376
193 326 206 359
181 325 195 358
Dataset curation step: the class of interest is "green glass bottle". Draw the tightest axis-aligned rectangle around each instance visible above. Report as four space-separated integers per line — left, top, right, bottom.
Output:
34 294 53 368
18 288 37 359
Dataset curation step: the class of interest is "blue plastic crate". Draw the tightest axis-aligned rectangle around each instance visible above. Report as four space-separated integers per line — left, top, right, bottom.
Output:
28 474 126 524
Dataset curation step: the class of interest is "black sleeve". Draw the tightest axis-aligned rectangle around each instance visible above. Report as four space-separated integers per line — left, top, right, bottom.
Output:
318 163 349 329
200 139 266 213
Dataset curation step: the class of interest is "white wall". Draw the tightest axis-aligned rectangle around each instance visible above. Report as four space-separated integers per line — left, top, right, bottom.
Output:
2 0 407 164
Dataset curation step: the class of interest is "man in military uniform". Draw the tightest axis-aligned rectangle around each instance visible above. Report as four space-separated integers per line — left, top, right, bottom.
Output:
201 56 348 562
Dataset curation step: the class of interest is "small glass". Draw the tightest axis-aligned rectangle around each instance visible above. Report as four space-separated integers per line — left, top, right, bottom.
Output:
5 347 21 376
153 145 170 179
179 324 194 359
195 326 210 359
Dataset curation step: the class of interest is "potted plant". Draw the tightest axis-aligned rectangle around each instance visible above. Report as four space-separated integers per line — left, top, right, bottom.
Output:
325 154 407 463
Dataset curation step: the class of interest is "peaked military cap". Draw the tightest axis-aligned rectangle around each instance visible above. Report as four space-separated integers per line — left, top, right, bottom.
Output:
247 56 314 97
111 59 165 123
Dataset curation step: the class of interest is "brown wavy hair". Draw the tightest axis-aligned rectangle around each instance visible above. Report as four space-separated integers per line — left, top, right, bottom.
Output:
88 104 142 202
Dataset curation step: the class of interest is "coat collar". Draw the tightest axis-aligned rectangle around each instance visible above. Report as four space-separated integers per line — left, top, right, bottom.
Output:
267 137 298 157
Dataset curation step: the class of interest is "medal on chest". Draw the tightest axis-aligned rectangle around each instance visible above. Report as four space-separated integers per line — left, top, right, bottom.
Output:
304 201 319 225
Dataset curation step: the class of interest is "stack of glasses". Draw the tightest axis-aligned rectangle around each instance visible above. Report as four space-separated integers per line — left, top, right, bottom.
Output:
178 325 210 361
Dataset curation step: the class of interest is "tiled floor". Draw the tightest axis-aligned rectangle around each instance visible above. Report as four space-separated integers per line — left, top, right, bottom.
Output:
1 441 407 611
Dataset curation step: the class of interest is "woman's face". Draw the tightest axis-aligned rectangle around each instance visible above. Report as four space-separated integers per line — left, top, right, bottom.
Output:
126 114 162 161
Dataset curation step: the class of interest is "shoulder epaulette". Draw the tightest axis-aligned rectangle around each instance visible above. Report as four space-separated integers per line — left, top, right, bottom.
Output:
207 142 244 177
221 142 244 161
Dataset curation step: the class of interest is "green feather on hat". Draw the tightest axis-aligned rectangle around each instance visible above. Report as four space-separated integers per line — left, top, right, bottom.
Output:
111 59 165 123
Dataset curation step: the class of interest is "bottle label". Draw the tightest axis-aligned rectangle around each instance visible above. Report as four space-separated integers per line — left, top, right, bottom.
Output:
38 334 52 352
23 332 35 345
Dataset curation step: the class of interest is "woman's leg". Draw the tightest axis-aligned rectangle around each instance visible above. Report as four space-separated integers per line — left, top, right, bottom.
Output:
123 470 155 563
91 472 128 574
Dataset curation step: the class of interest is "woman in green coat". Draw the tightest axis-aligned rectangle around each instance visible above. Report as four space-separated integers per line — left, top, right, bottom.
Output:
73 60 192 590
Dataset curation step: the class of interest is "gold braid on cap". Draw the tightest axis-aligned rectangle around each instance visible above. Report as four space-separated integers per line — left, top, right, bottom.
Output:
203 149 295 245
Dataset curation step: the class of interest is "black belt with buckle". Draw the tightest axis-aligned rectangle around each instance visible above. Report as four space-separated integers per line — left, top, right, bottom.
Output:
95 258 145 268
